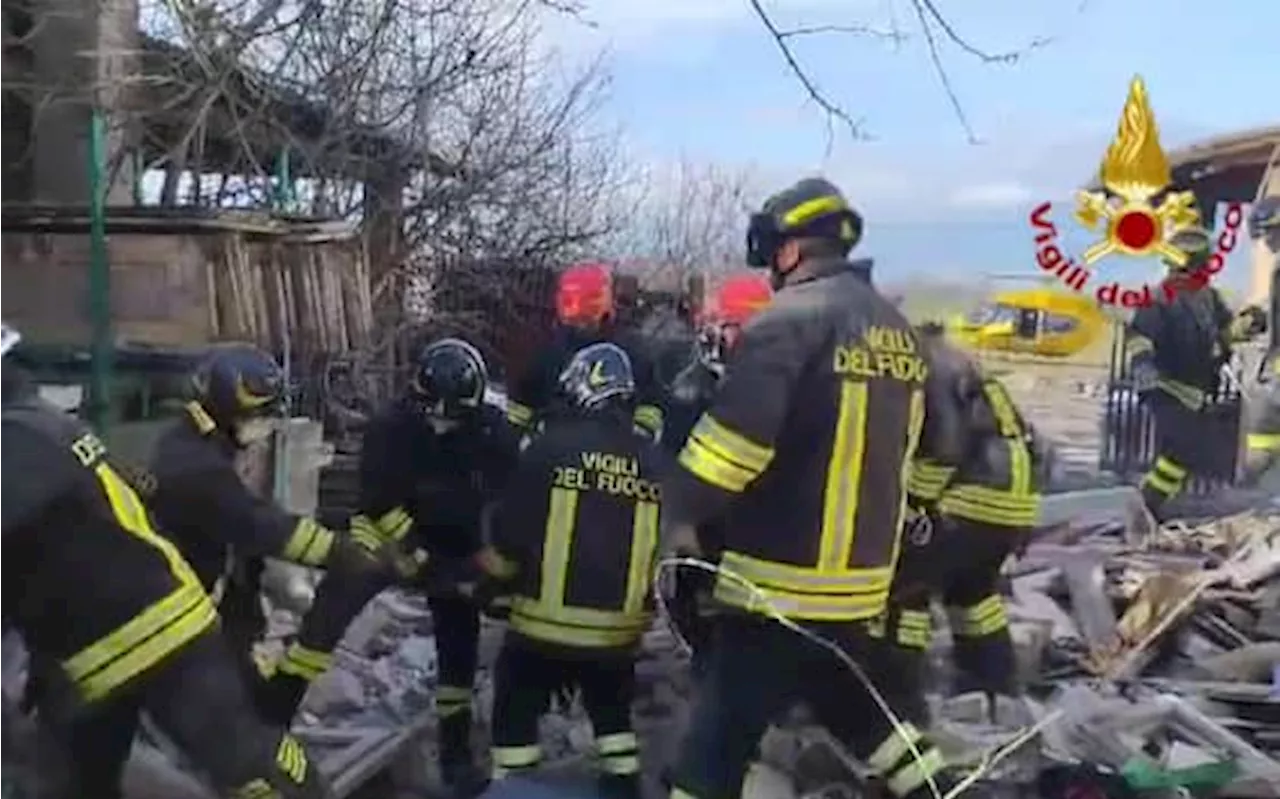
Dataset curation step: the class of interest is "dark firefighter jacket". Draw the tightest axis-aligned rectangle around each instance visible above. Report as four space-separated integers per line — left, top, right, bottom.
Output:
489 412 668 651
2 387 217 706
143 402 335 592
1126 284 1234 410
662 257 933 623
908 338 1042 529
358 397 520 562
507 326 666 440
662 359 720 456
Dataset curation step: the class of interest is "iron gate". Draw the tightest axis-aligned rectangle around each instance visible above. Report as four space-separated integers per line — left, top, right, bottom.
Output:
1099 324 1243 494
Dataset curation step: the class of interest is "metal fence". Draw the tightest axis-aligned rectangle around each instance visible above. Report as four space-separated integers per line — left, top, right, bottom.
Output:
1100 324 1243 494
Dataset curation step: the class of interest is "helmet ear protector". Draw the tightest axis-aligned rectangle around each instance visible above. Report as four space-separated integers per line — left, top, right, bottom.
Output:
746 193 864 269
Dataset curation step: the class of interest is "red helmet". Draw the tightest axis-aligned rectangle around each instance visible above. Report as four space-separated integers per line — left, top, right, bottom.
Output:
704 273 773 327
697 274 773 374
555 262 614 326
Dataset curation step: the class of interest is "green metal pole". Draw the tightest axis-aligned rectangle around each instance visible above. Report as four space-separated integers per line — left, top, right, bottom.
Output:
274 148 294 212
88 110 114 432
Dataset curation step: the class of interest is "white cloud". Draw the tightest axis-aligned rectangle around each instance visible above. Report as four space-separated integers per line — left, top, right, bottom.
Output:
946 181 1036 210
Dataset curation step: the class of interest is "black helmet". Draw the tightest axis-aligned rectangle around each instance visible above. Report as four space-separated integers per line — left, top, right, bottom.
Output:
1162 225 1212 271
1249 196 1280 239
1 322 20 359
410 338 488 420
190 343 286 432
746 177 863 269
557 342 636 413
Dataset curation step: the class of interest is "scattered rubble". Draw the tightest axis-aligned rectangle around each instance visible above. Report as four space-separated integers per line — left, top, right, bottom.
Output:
4 490 1276 799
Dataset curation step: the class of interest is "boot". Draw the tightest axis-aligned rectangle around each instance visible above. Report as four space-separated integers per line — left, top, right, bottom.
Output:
951 633 1016 698
438 712 486 798
598 773 642 799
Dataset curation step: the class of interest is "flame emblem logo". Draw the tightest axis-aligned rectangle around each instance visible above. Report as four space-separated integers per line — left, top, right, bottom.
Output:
1074 76 1201 266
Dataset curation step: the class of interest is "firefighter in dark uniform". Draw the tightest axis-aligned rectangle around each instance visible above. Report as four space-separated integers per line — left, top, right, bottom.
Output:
663 178 964 799
53 343 402 795
883 322 1044 707
1127 227 1240 520
0 324 333 799
507 261 666 442
264 338 519 793
483 342 666 799
663 275 773 671
1240 197 1280 482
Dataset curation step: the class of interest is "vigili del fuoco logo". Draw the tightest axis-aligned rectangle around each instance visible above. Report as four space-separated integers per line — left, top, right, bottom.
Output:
1027 76 1244 308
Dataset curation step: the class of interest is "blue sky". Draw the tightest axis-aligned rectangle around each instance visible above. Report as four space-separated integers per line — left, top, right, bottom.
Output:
542 0 1277 289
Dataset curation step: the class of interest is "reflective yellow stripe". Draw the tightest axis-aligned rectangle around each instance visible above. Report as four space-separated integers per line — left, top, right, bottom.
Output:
896 609 932 649
867 722 924 773
1141 470 1180 497
231 778 277 798
669 789 700 799
677 414 773 492
982 379 1023 438
1157 378 1205 409
938 483 1041 527
492 744 542 777
597 731 640 774
819 381 869 571
907 459 955 501
624 501 660 615
633 404 664 433
781 194 848 228
950 594 1008 638
63 464 216 702
887 747 946 796
185 401 216 434
507 401 534 427
276 642 332 682
1125 335 1153 358
436 684 472 717
509 487 650 648
274 734 309 784
1246 433 1280 452
1153 455 1188 480
714 551 892 621
375 506 413 541
281 517 335 566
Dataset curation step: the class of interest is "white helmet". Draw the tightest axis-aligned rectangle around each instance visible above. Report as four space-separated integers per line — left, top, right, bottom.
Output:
1 323 20 359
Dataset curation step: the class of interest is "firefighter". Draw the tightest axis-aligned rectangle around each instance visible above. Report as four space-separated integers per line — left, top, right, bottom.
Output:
54 343 405 794
1240 197 1280 482
265 337 519 794
663 178 965 799
883 322 1044 709
665 273 774 449
663 274 773 672
483 342 666 799
1128 226 1240 520
1 323 333 799
507 261 666 442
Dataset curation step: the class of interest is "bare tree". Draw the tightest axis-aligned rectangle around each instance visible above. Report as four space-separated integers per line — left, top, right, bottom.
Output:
612 159 758 280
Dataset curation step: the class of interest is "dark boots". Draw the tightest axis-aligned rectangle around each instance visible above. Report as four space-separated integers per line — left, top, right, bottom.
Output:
438 711 486 797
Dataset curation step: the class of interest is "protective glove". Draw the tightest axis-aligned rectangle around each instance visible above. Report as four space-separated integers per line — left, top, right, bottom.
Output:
335 513 425 582
1131 360 1159 393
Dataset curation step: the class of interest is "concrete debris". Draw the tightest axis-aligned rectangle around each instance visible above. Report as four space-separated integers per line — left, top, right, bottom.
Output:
4 495 1277 799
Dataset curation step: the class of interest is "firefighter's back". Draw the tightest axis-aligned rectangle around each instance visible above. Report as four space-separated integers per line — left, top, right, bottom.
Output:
697 266 927 622
503 414 665 652
2 394 215 705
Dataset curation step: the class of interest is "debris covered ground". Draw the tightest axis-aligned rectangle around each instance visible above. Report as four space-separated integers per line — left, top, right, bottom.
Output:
3 366 1277 799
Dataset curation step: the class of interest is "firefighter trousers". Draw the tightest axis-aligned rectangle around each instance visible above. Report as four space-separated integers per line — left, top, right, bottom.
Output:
1139 392 1210 518
882 518 1020 698
43 630 332 798
428 593 481 781
667 614 958 799
491 635 640 799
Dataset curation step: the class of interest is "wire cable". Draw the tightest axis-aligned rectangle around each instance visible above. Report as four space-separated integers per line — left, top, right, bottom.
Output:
653 555 947 799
